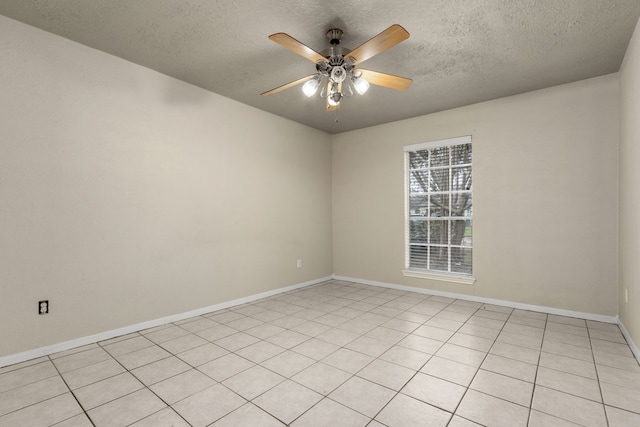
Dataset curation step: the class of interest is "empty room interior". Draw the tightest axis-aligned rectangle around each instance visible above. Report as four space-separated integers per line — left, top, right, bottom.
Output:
2 1 640 426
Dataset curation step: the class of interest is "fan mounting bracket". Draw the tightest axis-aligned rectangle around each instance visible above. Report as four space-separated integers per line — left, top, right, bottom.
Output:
326 29 344 45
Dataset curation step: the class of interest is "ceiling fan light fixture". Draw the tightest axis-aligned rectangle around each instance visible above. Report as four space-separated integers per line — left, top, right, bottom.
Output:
327 91 342 106
302 76 321 97
353 77 370 95
263 25 412 112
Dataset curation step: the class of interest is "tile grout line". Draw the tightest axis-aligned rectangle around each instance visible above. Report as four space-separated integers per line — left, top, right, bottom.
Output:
88 334 193 427
46 354 97 427
106 338 198 427
253 286 426 426
310 290 431 426
271 289 402 425
447 302 515 426
525 313 545 427
587 324 611 427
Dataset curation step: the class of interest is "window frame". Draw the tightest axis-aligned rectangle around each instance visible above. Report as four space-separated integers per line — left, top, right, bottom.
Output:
402 136 476 285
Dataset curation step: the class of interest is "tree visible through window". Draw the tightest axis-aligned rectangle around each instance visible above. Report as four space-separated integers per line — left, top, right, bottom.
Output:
405 136 472 275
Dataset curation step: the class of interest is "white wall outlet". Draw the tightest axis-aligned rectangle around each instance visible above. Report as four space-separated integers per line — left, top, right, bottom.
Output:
625 288 629 304
297 259 302 268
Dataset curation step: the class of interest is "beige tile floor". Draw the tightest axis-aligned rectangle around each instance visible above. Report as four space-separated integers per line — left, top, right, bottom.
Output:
1 280 640 426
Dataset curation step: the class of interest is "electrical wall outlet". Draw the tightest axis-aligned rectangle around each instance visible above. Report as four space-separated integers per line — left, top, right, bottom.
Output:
38 300 49 315
297 259 302 268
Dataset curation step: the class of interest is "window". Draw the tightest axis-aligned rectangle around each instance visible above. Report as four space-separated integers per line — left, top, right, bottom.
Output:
403 136 474 284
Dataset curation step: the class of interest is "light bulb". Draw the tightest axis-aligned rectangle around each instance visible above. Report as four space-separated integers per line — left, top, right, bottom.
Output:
327 91 342 106
302 77 320 97
353 77 370 95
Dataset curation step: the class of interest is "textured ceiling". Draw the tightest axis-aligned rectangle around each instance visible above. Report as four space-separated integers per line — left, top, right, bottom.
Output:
1 1 640 134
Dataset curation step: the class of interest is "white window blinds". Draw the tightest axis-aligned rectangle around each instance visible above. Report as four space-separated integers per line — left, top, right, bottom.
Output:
404 136 472 276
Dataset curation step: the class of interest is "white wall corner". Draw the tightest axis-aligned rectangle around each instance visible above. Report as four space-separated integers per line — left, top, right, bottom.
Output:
618 317 640 364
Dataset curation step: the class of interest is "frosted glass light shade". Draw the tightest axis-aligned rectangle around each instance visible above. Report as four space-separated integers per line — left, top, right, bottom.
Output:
353 77 370 95
302 78 320 97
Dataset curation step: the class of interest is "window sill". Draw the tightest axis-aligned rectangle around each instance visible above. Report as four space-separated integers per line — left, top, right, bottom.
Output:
401 269 476 285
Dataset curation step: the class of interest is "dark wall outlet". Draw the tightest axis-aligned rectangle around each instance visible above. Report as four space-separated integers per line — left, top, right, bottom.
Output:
38 300 49 315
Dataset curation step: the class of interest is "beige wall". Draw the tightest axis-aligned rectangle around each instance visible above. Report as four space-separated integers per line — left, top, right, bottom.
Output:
619 18 640 347
0 16 333 358
0 13 631 360
333 74 619 315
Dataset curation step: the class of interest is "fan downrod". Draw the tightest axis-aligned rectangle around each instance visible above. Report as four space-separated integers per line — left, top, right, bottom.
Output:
326 29 343 45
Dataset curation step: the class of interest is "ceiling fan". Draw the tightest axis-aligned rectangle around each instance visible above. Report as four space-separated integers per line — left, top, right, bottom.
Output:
261 24 413 111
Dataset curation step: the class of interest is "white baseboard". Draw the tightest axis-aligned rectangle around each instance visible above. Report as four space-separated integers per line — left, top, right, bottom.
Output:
334 274 619 324
0 276 331 369
4 274 639 369
334 274 640 364
617 319 640 363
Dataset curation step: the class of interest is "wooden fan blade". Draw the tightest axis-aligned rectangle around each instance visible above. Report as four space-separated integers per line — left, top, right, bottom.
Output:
326 82 341 111
269 33 326 63
356 69 413 91
344 24 409 65
261 74 316 96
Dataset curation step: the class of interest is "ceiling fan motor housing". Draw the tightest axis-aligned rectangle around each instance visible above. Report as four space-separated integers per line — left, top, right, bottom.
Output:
318 30 353 86
331 66 347 83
